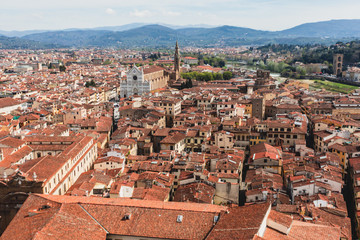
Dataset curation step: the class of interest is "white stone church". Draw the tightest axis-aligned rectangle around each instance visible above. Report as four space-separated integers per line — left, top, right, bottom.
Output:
120 65 169 98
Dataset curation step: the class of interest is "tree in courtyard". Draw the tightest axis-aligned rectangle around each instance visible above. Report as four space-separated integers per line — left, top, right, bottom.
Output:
223 71 233 80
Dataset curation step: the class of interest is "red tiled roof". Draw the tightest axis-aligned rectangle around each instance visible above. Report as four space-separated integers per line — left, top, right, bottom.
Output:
207 202 271 240
0 97 24 109
263 219 341 240
3 194 226 240
0 136 25 148
143 65 164 74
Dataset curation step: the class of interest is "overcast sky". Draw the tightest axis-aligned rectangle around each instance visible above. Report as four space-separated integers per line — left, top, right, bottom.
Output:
1 0 360 31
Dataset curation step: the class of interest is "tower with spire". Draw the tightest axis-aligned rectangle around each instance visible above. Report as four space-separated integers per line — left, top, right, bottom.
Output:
174 41 181 80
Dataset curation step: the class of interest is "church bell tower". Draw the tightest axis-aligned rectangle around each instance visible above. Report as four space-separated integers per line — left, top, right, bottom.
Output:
174 41 181 80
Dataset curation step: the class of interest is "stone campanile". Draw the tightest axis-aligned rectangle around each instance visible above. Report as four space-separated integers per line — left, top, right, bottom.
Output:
174 41 181 80
333 53 343 77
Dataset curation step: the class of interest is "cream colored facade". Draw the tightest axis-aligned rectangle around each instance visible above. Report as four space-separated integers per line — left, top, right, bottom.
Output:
161 139 185 153
215 131 234 151
44 137 98 195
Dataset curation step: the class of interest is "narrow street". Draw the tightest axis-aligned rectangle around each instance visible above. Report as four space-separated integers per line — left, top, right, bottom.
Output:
344 172 358 239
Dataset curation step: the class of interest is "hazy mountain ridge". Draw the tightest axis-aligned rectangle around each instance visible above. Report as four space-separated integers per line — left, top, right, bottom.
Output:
0 23 217 37
1 19 360 49
280 19 360 38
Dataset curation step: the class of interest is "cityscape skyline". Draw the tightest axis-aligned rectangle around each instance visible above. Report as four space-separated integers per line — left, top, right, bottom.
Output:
1 0 360 31
0 1 360 239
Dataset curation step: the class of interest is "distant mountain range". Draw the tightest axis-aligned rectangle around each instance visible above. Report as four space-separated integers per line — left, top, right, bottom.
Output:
1 19 360 49
0 23 217 37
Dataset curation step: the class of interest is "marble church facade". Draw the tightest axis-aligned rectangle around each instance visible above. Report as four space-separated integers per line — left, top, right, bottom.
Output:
120 65 169 98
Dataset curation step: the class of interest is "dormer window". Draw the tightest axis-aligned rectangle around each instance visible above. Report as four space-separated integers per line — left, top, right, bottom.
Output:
122 213 131 220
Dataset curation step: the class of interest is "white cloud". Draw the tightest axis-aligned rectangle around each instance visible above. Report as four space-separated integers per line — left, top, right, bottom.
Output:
105 8 115 15
31 13 44 19
162 11 181 17
130 9 152 17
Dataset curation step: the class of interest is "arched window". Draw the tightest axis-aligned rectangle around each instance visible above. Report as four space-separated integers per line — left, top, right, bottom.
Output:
133 88 138 95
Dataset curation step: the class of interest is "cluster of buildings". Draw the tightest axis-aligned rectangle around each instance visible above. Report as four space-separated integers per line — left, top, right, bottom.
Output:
0 44 358 239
